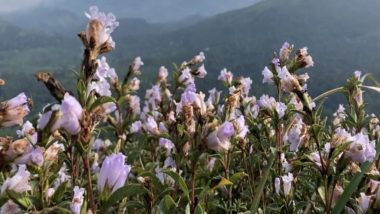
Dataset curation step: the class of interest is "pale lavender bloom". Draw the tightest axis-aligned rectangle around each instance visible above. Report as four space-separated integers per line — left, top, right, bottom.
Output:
179 67 194 86
158 66 168 81
168 111 176 123
274 177 281 195
346 132 376 163
217 122 235 140
235 116 249 139
285 119 304 152
159 138 175 153
0 92 30 127
281 173 294 196
278 66 295 93
358 193 371 213
132 56 144 71
0 200 20 214
59 93 83 135
145 85 162 104
30 147 44 166
98 153 131 193
289 95 303 112
92 139 111 151
196 64 207 78
17 121 37 144
193 52 205 63
207 157 217 171
240 77 252 96
218 68 233 85
101 102 117 114
262 66 274 84
88 78 111 96
130 121 142 133
354 70 362 81
126 95 141 116
129 77 140 91
55 166 71 187
70 186 85 214
207 88 221 105
164 156 176 169
207 122 235 152
258 94 277 110
46 188 55 201
281 153 292 172
95 56 117 81
310 151 323 169
1 165 31 194
85 6 119 48
276 102 287 118
279 42 292 61
145 116 159 134
296 47 314 68
159 122 168 133
333 127 352 145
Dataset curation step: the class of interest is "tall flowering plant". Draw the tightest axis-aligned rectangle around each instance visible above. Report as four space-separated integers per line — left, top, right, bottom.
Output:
1 5 380 214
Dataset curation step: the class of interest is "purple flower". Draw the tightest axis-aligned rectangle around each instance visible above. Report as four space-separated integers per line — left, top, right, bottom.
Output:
70 186 85 214
98 153 131 193
345 132 376 163
196 64 207 78
158 66 168 82
262 66 274 85
279 42 292 61
179 67 194 86
281 173 294 196
0 93 30 127
207 121 235 152
159 138 175 154
95 56 118 81
0 200 20 214
1 165 31 195
144 116 159 135
240 77 252 96
130 120 142 133
193 52 205 63
218 68 233 85
85 6 119 48
59 93 83 135
132 56 144 71
235 116 249 139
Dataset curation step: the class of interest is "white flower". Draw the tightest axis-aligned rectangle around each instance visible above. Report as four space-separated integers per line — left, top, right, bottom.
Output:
279 42 292 61
285 119 305 152
262 66 274 84
95 56 118 81
70 186 85 214
98 153 131 193
145 85 162 104
278 66 296 93
88 78 111 96
1 165 31 195
274 177 281 195
59 93 83 135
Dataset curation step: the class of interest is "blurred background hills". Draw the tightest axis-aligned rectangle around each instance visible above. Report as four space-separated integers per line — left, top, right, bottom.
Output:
1 0 380 116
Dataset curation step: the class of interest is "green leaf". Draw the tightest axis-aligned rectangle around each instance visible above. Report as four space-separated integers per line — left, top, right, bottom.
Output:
361 85 380 93
6 190 34 210
88 96 116 112
103 184 149 210
251 148 276 213
211 177 233 190
162 169 189 200
313 87 345 102
160 194 177 211
195 204 204 214
317 186 326 205
332 142 380 214
125 200 145 209
52 181 68 204
230 172 248 184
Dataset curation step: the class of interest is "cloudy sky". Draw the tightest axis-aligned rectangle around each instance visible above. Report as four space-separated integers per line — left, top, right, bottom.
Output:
0 0 259 22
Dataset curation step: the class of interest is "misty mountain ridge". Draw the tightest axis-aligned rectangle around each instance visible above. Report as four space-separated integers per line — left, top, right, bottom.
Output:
1 0 380 114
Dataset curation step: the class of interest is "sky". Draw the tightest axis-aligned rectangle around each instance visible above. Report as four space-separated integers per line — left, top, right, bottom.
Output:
0 0 259 22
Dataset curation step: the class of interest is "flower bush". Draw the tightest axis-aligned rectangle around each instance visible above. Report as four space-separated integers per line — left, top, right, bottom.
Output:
1 6 380 214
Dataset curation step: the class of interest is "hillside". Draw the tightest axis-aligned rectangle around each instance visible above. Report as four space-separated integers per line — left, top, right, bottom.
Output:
2 0 380 115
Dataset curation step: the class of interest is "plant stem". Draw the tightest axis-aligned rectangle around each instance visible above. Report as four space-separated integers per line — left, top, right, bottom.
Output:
190 160 197 214
83 154 96 214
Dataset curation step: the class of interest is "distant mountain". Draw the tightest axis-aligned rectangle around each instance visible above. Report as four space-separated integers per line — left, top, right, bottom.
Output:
3 0 380 115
